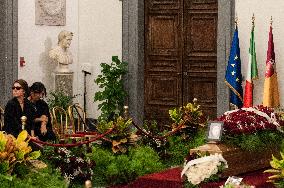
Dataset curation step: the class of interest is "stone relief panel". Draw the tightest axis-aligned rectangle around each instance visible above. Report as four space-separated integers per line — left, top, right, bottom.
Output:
35 0 66 26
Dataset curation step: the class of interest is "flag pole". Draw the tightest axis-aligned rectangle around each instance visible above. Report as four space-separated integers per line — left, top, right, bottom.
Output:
229 15 238 110
225 14 243 110
230 16 237 110
252 13 255 28
235 14 238 28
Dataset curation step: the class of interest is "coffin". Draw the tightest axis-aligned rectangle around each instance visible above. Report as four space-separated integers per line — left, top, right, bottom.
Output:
190 142 279 177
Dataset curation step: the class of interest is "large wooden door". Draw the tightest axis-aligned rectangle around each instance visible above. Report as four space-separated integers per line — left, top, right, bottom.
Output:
144 0 218 124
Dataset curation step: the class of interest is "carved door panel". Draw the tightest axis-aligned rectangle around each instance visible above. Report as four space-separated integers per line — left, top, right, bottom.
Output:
144 0 217 124
183 0 218 118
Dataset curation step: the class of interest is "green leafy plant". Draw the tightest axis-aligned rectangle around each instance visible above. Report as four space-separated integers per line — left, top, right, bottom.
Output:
0 131 41 177
42 145 95 186
222 131 284 152
94 56 128 121
89 145 165 186
166 129 206 166
47 91 75 110
137 120 168 157
264 152 284 187
221 183 255 188
169 98 207 139
0 166 67 188
97 116 135 153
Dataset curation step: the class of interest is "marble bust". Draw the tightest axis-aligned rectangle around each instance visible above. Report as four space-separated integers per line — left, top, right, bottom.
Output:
49 30 73 72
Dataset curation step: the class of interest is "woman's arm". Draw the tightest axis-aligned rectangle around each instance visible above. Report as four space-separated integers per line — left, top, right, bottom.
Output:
4 100 20 136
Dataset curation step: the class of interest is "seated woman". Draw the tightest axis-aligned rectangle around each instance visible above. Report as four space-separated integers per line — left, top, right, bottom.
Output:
3 79 36 138
28 82 56 141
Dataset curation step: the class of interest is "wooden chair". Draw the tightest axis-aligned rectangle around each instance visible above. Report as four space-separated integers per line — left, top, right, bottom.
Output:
68 103 86 133
0 106 4 131
52 106 71 139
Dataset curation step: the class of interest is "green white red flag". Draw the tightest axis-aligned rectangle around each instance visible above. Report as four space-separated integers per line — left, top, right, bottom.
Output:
243 22 258 108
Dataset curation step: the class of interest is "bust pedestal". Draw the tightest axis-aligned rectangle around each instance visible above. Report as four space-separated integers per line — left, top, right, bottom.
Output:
54 71 73 97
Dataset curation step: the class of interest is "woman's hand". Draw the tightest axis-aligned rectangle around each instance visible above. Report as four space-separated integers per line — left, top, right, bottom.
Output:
40 123 47 135
29 130 38 140
40 115 48 123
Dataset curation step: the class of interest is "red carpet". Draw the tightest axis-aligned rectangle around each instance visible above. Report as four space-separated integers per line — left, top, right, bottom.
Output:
111 167 275 188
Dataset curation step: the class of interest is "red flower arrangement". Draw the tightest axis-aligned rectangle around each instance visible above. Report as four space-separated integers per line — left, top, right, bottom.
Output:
216 105 284 136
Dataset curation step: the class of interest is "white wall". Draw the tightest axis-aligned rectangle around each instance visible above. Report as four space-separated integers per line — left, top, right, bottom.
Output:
235 0 284 106
18 0 79 102
78 0 122 118
18 0 122 118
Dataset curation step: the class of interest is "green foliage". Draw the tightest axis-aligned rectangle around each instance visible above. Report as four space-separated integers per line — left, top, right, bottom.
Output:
264 151 284 186
275 181 284 188
96 116 135 154
0 166 67 188
97 116 132 138
129 146 164 176
166 136 190 165
106 154 133 184
41 146 94 186
168 100 208 143
223 183 254 188
0 162 9 175
166 129 207 166
47 90 74 110
183 181 199 188
89 145 165 186
169 108 183 124
169 99 207 126
0 131 41 176
94 56 128 121
88 145 114 185
222 130 284 152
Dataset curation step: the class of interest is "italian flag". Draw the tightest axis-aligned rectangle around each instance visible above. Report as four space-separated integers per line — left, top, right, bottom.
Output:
263 25 280 107
243 24 258 108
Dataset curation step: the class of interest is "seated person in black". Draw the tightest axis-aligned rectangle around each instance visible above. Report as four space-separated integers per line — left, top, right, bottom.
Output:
3 79 36 138
28 82 56 141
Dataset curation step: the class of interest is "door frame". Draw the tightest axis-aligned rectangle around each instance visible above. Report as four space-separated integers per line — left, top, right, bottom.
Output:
122 0 235 125
0 0 18 107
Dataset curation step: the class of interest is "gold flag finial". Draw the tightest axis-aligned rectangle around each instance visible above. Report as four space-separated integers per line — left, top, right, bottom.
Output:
235 13 238 27
270 16 273 26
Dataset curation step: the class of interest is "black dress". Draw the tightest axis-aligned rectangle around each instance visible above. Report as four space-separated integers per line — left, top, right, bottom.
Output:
32 99 56 141
3 97 36 138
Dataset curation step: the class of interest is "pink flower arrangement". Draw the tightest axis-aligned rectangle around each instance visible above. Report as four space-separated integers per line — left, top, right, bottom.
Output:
216 105 284 135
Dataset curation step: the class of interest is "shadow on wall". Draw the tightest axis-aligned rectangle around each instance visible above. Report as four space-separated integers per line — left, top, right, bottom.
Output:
39 37 56 92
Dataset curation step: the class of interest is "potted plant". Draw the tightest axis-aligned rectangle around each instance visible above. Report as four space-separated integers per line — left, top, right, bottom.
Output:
94 56 128 122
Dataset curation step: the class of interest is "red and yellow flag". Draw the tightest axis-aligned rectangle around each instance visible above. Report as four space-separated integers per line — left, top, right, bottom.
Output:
263 25 280 107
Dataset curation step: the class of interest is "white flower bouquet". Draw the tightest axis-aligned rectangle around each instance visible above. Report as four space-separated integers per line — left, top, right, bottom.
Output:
181 153 228 185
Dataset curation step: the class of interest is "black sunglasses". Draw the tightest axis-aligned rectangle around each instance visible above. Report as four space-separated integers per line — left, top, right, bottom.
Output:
12 86 22 90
